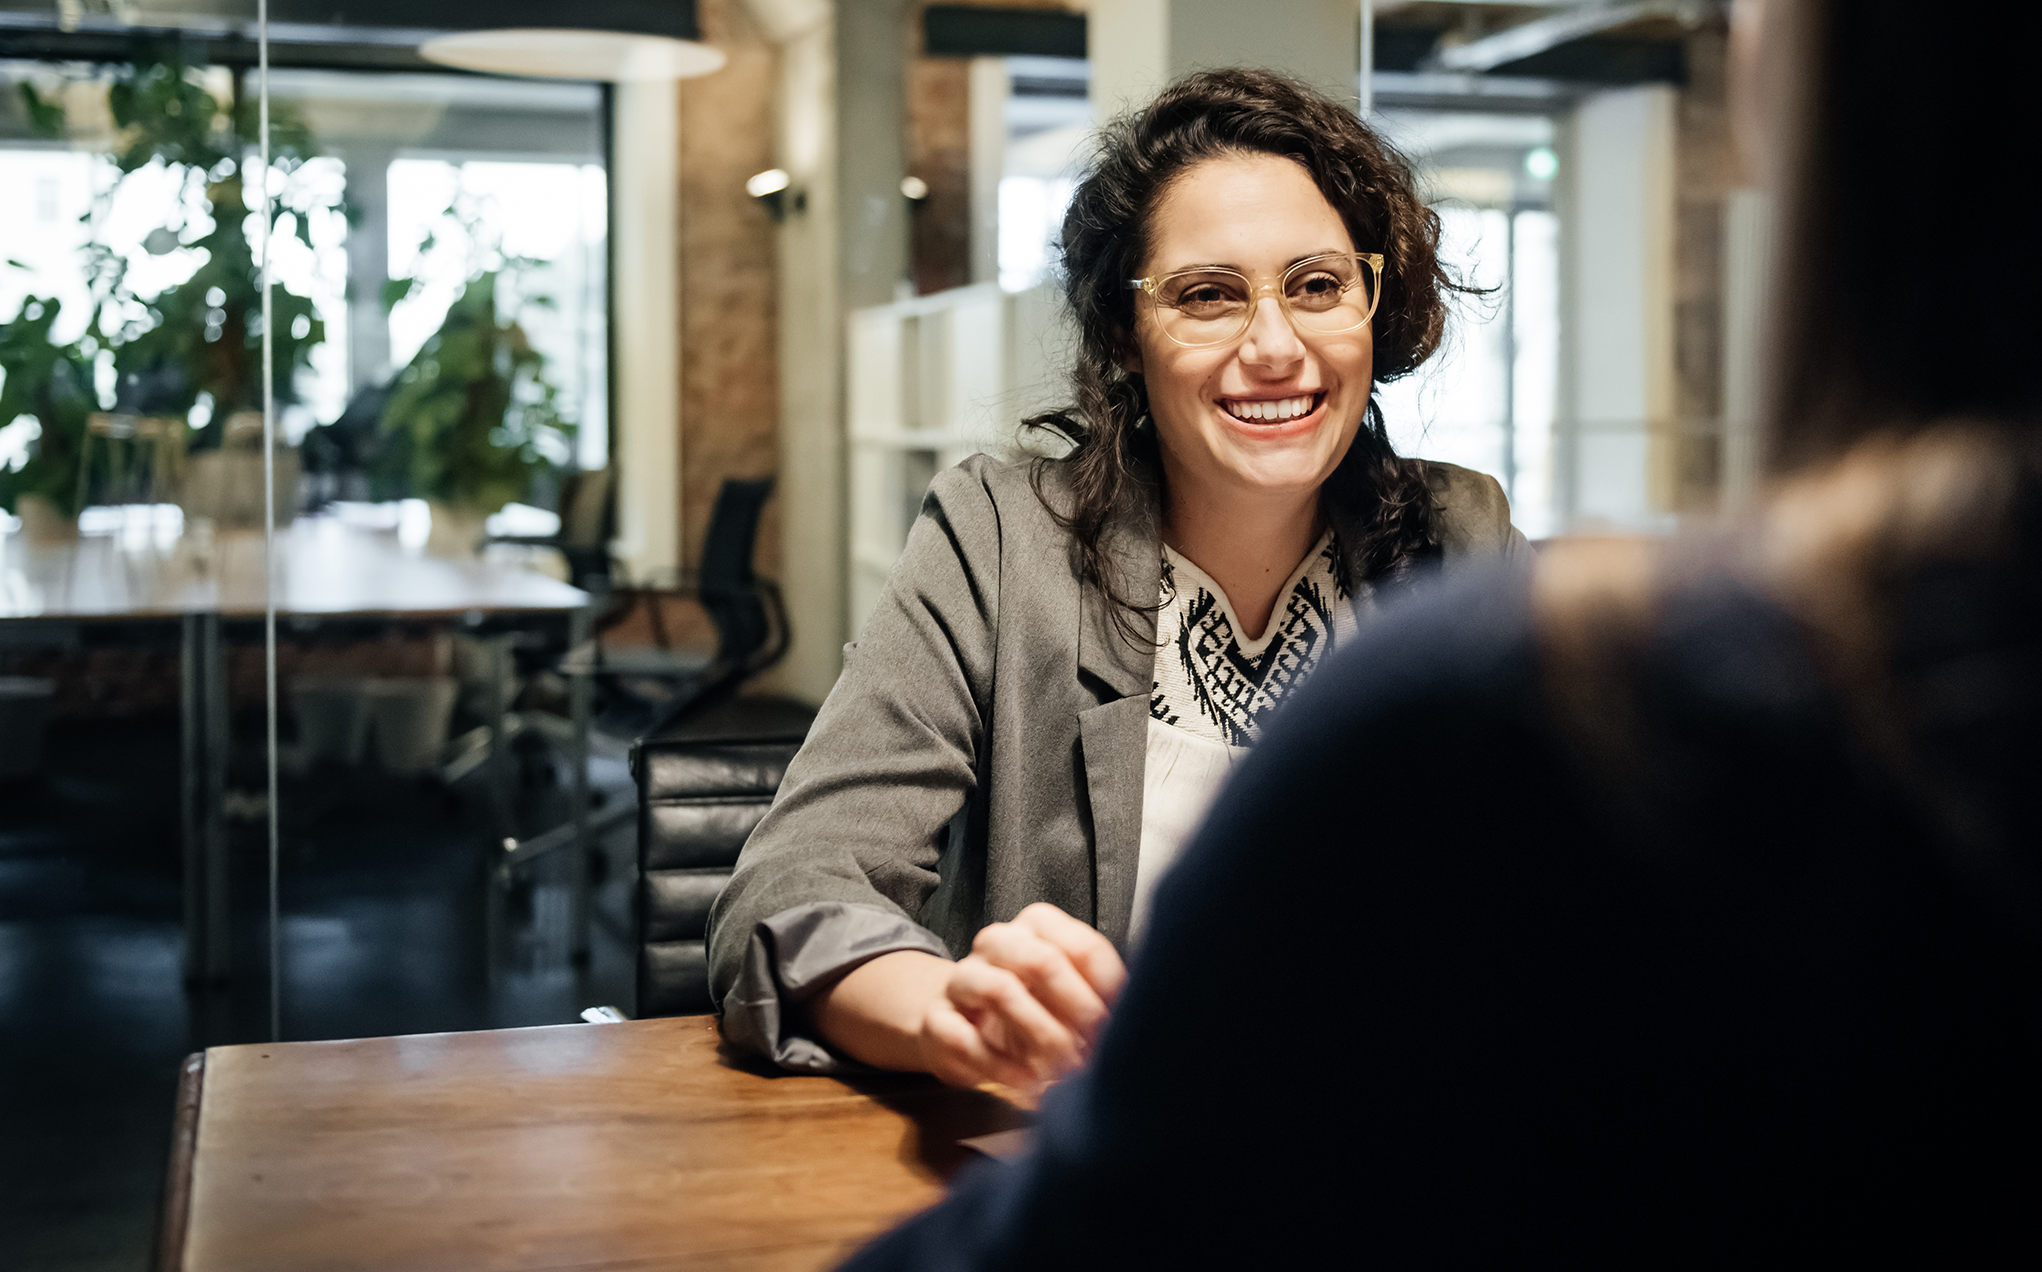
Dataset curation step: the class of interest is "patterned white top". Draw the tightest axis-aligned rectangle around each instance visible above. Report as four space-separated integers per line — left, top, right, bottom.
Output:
1131 533 1359 940
1149 531 1359 747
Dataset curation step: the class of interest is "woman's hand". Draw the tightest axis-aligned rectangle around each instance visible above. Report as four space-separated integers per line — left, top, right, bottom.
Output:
808 903 1127 1095
918 902 1128 1093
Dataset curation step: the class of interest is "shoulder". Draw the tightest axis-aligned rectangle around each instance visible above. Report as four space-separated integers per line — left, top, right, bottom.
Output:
933 453 1084 555
1418 460 1528 565
944 452 1061 510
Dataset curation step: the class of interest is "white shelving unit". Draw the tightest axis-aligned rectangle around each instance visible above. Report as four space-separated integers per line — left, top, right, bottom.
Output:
845 282 1072 638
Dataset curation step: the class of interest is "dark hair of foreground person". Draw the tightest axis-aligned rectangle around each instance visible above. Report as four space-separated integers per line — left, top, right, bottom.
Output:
838 0 2042 1261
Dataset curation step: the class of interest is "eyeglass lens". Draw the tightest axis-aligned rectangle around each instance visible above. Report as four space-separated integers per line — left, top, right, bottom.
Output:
1152 255 1378 347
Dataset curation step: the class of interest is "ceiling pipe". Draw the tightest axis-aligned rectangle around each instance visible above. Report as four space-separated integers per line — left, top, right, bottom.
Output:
1427 0 1705 75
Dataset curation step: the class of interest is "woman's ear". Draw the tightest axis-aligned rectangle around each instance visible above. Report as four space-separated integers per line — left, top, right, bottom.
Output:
1116 332 1144 376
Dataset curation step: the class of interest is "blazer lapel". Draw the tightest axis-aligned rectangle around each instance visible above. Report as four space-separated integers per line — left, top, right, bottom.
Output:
1074 499 1160 948
1074 495 1160 699
1079 697 1149 947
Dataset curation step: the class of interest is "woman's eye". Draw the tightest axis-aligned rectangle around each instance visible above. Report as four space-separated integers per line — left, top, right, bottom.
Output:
1171 280 1243 311
1288 273 1347 307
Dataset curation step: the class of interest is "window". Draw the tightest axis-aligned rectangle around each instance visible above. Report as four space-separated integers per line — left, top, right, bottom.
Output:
0 61 609 486
1374 110 1562 538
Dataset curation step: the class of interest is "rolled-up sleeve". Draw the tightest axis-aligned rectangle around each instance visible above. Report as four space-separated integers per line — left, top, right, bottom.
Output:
706 460 1004 1065
719 902 954 1072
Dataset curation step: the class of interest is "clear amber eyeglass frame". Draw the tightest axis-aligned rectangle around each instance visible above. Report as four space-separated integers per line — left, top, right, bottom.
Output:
1128 251 1387 349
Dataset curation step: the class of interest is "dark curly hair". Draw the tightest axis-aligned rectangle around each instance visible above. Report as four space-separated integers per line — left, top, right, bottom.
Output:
1026 67 1464 632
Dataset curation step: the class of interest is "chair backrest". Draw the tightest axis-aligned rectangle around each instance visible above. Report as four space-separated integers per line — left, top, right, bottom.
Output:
696 477 774 664
633 695 815 1018
559 467 615 549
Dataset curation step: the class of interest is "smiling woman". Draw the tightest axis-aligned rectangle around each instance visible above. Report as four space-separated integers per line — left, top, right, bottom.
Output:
706 69 1529 1090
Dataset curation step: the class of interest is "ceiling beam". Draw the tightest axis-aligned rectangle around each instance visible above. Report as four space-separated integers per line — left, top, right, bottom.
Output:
1427 0 1702 74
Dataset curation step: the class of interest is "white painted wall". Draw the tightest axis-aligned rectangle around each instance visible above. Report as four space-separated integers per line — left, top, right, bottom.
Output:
1560 84 1676 531
609 78 682 580
1720 187 1774 510
773 17 847 703
746 0 912 704
968 57 1009 286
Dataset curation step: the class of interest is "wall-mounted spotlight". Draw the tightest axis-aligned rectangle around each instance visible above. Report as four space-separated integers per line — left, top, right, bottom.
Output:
747 168 803 222
900 176 931 203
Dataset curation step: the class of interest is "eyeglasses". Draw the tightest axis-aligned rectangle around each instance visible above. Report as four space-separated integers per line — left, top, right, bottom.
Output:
1128 252 1386 349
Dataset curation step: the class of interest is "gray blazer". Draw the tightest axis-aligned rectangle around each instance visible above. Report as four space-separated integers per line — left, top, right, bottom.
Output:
707 453 1528 1066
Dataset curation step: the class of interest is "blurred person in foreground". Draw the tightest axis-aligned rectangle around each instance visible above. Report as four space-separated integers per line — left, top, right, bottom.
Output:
839 0 2042 1262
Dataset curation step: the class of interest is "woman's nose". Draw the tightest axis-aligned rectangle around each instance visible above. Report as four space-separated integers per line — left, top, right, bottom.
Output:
1238 296 1304 370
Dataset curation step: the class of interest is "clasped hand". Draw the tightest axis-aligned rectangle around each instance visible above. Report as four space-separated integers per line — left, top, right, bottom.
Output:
919 902 1126 1095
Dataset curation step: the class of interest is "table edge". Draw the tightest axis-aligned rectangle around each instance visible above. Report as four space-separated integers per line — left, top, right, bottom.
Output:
154 1050 205 1272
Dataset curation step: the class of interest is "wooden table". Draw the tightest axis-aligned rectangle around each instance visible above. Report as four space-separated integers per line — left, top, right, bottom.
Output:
2 516 589 980
0 515 588 620
159 1015 1028 1272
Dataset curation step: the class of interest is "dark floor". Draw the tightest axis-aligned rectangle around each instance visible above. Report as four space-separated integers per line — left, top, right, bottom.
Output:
0 715 638 1271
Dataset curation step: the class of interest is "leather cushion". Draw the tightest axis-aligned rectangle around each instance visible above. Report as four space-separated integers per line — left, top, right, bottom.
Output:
642 869 731 942
639 941 711 1019
642 801 773 871
639 743 796 802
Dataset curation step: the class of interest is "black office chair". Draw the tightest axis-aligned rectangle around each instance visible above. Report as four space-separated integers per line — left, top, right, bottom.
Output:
483 466 617 594
593 476 788 738
633 694 815 1017
487 477 788 973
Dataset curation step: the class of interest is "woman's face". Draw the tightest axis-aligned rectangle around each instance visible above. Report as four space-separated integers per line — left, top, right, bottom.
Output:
1129 152 1374 509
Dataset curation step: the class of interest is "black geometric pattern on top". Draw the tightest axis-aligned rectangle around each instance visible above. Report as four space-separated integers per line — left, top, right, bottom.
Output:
1149 535 1355 747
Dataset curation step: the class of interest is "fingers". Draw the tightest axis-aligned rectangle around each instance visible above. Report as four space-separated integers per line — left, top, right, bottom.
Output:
947 955 1088 1077
1012 902 1129 1006
970 920 1114 1050
916 905 1130 1094
921 995 1044 1093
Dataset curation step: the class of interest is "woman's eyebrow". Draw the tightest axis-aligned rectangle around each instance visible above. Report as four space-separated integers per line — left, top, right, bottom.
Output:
1157 251 1349 275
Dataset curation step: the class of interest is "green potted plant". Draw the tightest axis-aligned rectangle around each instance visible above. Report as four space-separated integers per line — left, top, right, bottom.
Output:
369 261 574 556
0 298 95 541
2 53 335 535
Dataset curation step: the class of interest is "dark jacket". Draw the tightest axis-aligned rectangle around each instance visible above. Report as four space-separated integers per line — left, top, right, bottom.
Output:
838 541 2042 1265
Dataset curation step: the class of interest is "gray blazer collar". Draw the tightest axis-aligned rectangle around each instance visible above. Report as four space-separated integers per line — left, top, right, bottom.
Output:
1075 493 1161 700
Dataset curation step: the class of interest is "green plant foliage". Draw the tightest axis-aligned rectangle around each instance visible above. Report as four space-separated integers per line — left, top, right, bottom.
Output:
0 51 335 514
0 298 97 516
17 82 64 140
91 53 328 425
370 272 571 514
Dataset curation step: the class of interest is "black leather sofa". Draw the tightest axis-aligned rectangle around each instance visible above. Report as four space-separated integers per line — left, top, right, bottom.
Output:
633 695 816 1018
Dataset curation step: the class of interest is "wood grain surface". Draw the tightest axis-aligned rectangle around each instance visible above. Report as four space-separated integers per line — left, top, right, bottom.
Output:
172 1015 1027 1272
157 1052 205 1272
2 519 584 621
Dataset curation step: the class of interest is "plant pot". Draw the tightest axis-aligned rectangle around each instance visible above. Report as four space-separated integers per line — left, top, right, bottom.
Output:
13 494 78 544
425 501 491 559
365 677 459 777
289 674 372 768
178 448 301 531
0 677 58 778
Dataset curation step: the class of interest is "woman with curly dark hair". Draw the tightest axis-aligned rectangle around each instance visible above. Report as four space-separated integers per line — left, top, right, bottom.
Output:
706 68 1526 1087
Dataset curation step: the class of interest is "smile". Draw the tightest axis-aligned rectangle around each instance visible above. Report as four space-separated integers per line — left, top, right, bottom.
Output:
1219 393 1323 424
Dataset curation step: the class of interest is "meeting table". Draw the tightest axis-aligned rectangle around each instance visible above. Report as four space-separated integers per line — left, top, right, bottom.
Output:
157 1013 1031 1271
0 512 591 981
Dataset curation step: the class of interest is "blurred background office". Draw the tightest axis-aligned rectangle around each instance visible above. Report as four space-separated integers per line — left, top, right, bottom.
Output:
0 2 1755 1267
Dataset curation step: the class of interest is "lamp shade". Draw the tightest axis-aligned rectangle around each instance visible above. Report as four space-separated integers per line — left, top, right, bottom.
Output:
0 0 725 79
419 29 726 81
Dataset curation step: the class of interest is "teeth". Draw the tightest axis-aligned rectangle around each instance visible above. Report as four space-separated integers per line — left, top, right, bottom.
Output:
1224 394 1315 422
